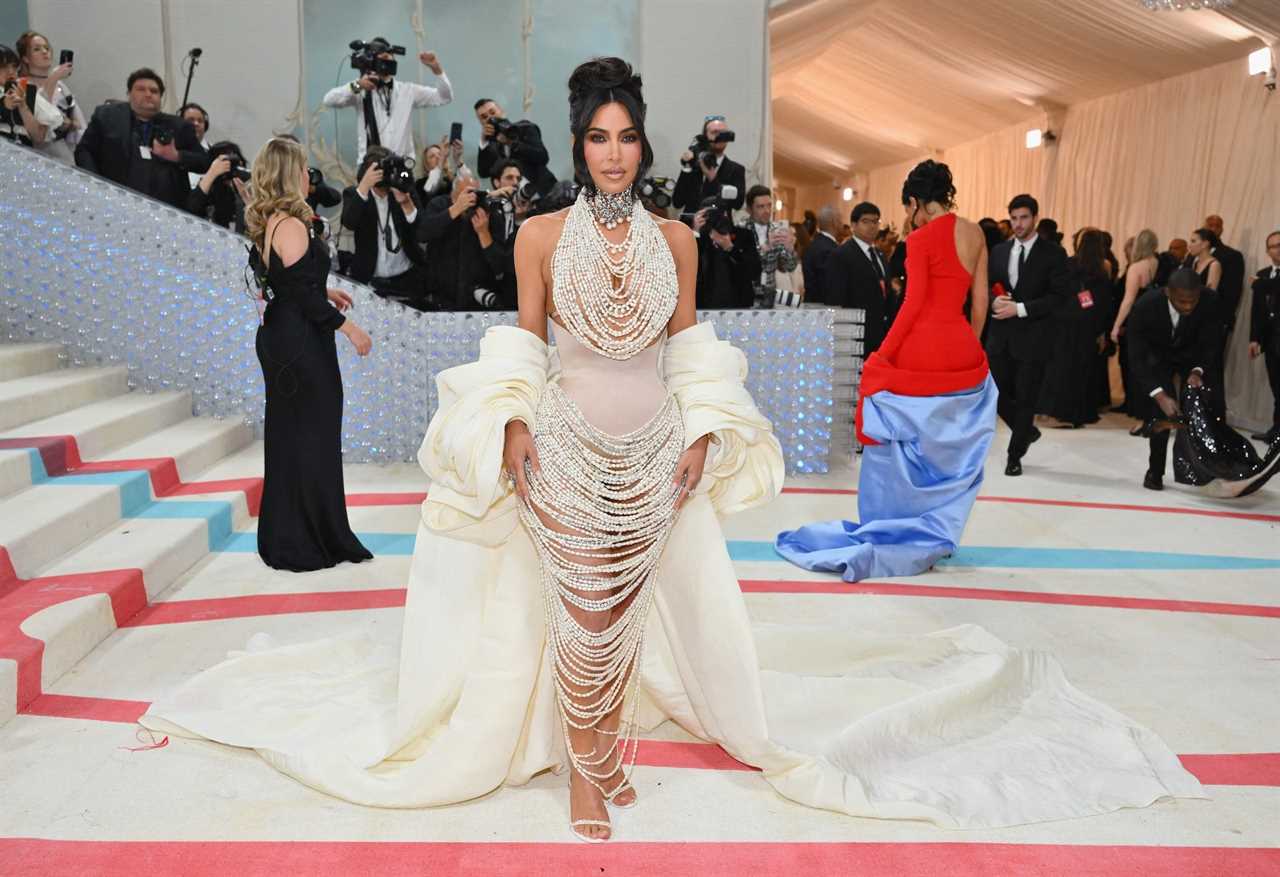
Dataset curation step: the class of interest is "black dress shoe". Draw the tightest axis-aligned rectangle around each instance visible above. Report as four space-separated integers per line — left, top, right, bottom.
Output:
1005 459 1023 477
1143 471 1163 491
1029 426 1042 445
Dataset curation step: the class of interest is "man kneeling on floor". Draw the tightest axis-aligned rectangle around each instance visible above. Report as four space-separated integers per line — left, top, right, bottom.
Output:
1126 268 1223 490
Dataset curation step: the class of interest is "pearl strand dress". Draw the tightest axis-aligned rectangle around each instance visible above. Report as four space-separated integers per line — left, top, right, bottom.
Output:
517 193 682 800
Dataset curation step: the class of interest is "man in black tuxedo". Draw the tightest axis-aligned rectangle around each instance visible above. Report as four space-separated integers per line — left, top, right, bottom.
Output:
421 172 515 311
474 98 557 197
1248 231 1280 443
339 146 429 308
825 201 893 354
1126 269 1224 490
801 205 839 306
1204 215 1245 334
672 115 746 213
75 68 209 209
986 193 1073 476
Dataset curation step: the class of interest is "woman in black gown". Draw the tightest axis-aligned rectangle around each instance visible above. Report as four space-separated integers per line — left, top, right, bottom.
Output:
1038 229 1112 427
244 138 374 572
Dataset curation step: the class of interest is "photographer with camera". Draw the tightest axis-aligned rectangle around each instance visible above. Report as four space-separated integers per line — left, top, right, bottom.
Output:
16 32 86 163
188 140 250 232
75 68 209 208
323 39 453 165
0 44 63 149
339 145 429 309
673 114 745 214
420 170 515 311
686 184 760 309
474 97 557 197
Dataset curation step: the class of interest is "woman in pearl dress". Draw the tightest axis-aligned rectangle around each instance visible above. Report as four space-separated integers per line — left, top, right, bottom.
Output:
140 58 1200 843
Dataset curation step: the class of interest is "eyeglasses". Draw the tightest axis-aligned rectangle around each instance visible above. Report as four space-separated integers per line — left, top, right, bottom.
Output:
703 114 725 122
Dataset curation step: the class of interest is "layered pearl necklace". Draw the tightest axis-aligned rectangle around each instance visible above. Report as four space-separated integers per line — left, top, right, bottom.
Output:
551 189 678 361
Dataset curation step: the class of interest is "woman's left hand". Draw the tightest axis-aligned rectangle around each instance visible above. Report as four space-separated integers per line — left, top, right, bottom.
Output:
673 434 711 510
326 288 354 311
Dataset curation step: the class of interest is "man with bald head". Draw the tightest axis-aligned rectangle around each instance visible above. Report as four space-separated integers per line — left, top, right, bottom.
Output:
1157 237 1187 286
801 204 839 306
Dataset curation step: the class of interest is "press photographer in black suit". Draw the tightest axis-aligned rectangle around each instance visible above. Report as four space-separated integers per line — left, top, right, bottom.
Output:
474 97 557 197
421 171 517 311
672 114 745 213
825 201 893 354
986 193 1073 476
75 67 209 208
1126 269 1223 490
1248 231 1280 443
800 205 839 305
689 188 760 309
339 146 428 308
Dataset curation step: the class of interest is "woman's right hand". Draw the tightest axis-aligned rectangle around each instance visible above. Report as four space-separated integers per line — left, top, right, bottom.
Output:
341 321 372 356
199 155 232 192
502 420 540 502
1109 325 1121 344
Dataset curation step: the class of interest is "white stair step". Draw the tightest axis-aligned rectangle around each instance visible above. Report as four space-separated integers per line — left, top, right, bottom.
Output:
22 516 217 706
0 367 128 431
0 483 123 579
0 343 62 381
0 449 31 499
0 390 192 464
99 416 254 483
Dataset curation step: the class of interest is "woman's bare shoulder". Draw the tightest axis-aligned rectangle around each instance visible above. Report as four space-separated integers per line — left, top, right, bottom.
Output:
657 215 696 253
515 209 568 251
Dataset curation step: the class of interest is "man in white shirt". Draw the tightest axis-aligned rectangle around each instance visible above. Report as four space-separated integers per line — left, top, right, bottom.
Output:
339 146 429 309
323 40 452 166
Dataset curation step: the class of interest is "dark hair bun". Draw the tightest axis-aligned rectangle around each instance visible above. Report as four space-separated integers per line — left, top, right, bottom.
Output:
901 159 956 209
568 57 644 109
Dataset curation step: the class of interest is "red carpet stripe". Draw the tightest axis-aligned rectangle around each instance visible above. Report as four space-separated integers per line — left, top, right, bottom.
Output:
346 492 428 506
14 697 1280 790
0 838 1277 877
121 588 407 627
739 579 1280 618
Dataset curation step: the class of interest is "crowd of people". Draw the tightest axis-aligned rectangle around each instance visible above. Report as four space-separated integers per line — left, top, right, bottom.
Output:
5 31 1277 475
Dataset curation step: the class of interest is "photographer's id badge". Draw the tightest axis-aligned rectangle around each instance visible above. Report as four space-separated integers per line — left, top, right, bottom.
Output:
139 145 152 160
1077 290 1095 309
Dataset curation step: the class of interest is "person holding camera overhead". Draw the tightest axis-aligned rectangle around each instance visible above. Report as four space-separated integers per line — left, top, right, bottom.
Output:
474 97 557 197
339 145 429 309
0 43 64 149
75 67 209 208
323 38 453 166
672 114 745 213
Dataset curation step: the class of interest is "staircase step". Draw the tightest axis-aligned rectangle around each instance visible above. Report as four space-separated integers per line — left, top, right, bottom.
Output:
0 483 123 579
0 391 193 498
0 367 128 431
96 416 254 485
0 343 62 381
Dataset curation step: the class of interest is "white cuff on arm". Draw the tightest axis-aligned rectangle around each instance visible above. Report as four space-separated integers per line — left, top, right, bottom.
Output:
1149 387 1164 398
1016 302 1028 318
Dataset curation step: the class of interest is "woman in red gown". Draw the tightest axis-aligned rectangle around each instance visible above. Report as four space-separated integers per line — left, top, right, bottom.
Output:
777 161 996 580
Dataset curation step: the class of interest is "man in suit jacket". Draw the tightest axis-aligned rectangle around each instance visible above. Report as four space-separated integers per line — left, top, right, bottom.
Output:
1248 231 1280 442
825 201 893 354
339 146 429 308
1204 215 1245 334
75 68 209 209
672 115 746 213
421 172 515 311
1126 269 1223 490
473 98 557 196
986 194 1073 476
801 205 840 306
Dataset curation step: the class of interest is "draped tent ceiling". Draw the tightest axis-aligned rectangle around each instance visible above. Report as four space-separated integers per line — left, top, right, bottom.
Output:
770 0 1277 187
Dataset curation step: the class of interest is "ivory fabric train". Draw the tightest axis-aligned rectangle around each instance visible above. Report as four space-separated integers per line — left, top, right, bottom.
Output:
140 323 1203 828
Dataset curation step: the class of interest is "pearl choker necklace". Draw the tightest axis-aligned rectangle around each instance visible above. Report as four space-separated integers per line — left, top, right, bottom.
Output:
585 185 636 230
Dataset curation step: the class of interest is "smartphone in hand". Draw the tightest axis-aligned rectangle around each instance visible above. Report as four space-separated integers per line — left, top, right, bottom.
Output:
60 49 74 66
449 121 463 144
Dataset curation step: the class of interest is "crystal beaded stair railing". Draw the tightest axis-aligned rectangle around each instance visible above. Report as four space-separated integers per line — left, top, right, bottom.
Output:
0 139 839 473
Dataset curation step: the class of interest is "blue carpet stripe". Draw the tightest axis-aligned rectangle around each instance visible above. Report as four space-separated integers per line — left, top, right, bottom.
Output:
729 540 1280 570
218 531 415 556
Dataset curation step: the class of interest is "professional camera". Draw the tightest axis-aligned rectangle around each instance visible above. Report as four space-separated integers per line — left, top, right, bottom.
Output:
307 166 324 188
152 125 175 146
473 287 500 309
638 176 676 209
349 39 405 78
680 184 740 236
376 152 415 193
683 130 735 170
515 178 539 203
491 117 518 140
